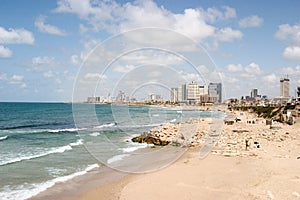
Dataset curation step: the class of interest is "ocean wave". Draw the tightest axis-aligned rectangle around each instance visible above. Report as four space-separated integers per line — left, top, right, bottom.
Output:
1 122 67 130
0 164 99 200
93 123 116 129
0 145 72 166
70 139 84 146
89 132 100 137
0 135 8 141
48 128 85 133
119 123 164 129
121 143 150 153
169 118 177 123
107 154 130 164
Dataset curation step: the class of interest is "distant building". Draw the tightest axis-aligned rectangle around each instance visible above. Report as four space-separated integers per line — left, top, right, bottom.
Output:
171 88 178 103
170 81 222 104
116 90 127 103
181 84 187 102
208 83 222 103
250 88 258 98
280 78 290 98
297 87 300 97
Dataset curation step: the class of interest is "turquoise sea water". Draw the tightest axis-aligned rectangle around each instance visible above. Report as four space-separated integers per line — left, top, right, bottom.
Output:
0 102 222 200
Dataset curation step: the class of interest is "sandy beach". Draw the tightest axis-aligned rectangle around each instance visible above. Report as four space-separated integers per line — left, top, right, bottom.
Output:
30 109 300 200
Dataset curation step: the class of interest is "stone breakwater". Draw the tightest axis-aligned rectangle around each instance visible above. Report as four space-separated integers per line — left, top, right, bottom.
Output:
131 118 211 147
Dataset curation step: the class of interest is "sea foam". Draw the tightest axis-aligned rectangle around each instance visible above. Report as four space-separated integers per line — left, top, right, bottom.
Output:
0 164 99 200
0 135 8 141
0 145 73 166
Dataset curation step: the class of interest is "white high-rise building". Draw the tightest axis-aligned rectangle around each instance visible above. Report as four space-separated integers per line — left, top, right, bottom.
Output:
170 88 178 103
280 78 290 98
187 81 200 102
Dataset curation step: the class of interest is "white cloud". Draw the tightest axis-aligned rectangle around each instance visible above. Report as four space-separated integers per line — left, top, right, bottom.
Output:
245 62 261 75
0 45 12 58
9 75 24 84
54 0 98 18
215 27 243 42
20 83 27 89
84 73 107 80
70 54 80 65
226 64 243 72
239 15 264 28
0 26 34 58
275 23 300 62
264 73 277 83
9 75 26 88
54 0 240 47
35 16 68 36
0 26 34 44
31 56 57 71
202 6 236 23
275 23 300 45
113 65 135 73
283 46 300 61
43 70 55 78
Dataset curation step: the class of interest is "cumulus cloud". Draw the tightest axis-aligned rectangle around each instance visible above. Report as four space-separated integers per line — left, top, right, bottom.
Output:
275 23 300 62
30 56 58 71
226 64 243 72
245 62 261 75
264 73 277 83
70 54 80 65
225 62 261 78
8 75 27 88
239 15 264 28
200 6 236 23
215 27 243 42
54 0 241 46
113 65 135 73
275 23 300 45
283 46 300 61
35 16 68 36
9 75 24 84
0 26 34 58
0 26 34 44
0 45 12 58
84 73 107 80
43 70 55 78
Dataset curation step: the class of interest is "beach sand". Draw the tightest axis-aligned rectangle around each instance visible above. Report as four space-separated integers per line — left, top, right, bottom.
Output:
31 109 300 200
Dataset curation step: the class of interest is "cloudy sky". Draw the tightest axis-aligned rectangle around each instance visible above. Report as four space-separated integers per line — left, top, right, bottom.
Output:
1 0 300 102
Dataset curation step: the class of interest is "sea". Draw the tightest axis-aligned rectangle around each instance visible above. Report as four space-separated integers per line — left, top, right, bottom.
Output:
0 102 223 200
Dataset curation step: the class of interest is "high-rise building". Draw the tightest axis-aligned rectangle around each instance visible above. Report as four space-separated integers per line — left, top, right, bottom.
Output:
187 81 200 102
297 87 300 97
181 84 187 102
171 88 178 103
250 88 258 98
280 78 290 97
208 83 222 103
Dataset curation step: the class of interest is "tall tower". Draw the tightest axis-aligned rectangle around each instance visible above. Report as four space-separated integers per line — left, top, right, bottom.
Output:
280 78 290 98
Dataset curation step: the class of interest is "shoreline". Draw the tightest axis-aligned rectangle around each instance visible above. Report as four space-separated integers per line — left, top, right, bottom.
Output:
29 107 300 200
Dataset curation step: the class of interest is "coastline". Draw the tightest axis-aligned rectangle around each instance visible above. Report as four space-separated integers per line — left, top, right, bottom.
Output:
29 106 300 200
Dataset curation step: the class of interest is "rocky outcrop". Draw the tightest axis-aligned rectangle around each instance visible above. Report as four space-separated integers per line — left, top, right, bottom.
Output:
131 134 169 146
131 119 210 147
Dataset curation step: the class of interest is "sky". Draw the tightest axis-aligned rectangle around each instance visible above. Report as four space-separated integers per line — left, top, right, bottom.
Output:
0 0 300 102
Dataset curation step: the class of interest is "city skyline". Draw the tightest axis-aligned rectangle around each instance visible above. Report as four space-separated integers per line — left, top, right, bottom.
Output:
1 0 300 102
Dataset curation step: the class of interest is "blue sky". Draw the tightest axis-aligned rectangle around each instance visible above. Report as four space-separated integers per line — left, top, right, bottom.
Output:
0 0 300 102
